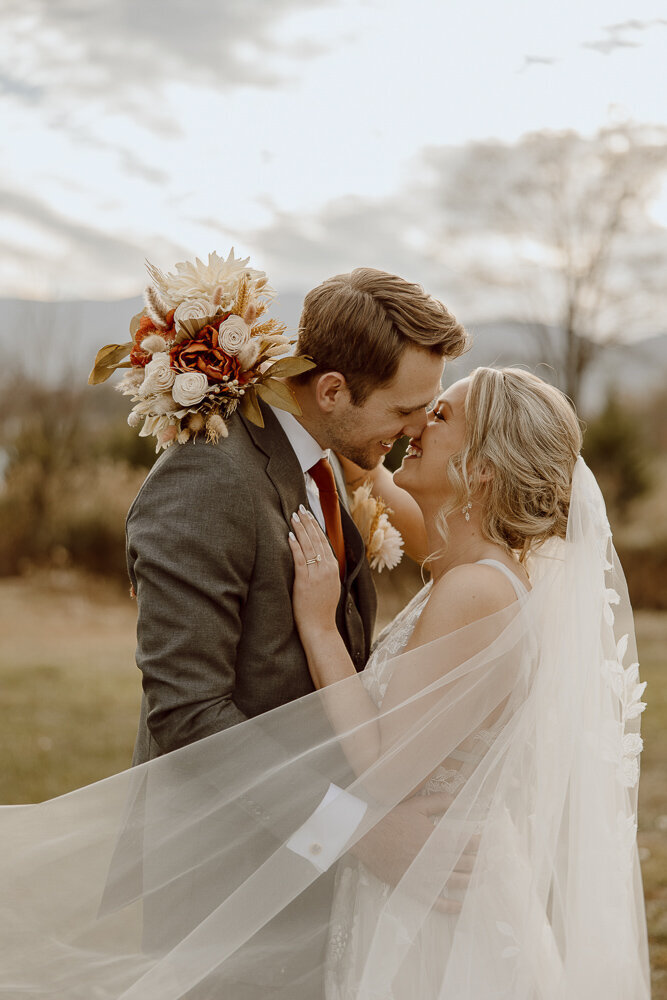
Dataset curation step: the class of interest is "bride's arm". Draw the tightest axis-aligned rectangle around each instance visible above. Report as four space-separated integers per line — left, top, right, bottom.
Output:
288 507 383 775
337 454 429 563
288 509 517 778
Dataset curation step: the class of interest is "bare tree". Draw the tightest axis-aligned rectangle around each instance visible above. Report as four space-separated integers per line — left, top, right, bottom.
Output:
426 124 667 405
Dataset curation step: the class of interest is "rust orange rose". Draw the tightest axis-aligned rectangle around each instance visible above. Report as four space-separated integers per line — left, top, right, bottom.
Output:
170 324 241 383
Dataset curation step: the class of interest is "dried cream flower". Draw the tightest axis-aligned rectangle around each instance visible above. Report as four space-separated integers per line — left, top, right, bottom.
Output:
349 482 404 572
141 352 176 395
367 519 403 572
146 250 275 310
139 414 168 438
172 372 209 407
218 315 250 356
174 297 216 330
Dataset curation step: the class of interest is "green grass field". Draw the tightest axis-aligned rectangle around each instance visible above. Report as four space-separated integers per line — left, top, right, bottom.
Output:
1 572 665 995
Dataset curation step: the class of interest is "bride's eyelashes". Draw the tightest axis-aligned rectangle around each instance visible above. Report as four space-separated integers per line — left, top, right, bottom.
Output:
432 409 446 422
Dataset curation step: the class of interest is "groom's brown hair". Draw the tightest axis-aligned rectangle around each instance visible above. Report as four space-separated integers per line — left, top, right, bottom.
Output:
295 268 469 404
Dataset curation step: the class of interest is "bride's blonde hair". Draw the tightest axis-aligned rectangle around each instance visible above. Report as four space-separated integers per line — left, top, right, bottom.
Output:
437 367 583 563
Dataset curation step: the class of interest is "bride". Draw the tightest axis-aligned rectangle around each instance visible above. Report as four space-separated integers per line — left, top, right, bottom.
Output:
0 367 650 999
288 365 650 999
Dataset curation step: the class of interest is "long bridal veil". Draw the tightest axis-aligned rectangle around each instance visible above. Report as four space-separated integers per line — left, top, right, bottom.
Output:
0 459 650 999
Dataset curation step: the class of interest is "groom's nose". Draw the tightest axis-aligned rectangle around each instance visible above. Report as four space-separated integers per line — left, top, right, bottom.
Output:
401 409 429 439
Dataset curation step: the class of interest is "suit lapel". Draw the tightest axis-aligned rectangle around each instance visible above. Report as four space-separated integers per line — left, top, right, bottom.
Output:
240 401 310 524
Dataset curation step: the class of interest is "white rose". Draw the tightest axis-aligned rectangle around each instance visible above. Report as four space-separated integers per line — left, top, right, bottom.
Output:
141 352 176 395
174 297 216 328
172 371 209 407
218 315 250 356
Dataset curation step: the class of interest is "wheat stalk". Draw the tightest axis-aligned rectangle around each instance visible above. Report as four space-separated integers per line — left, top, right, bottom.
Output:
233 274 251 317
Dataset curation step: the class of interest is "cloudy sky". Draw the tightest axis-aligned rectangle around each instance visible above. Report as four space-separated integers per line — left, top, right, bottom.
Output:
2 0 667 311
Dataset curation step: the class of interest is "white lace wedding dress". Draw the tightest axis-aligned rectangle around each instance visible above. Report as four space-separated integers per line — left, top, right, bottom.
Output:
324 561 528 1000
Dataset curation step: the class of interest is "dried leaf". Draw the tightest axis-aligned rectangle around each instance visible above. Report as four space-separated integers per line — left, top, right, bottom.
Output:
176 312 222 341
95 342 133 366
88 361 133 385
129 312 145 338
262 356 315 379
88 342 133 384
88 365 115 385
255 378 302 415
240 386 264 426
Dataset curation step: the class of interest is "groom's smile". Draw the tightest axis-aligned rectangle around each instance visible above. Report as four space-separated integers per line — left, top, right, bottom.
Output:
320 346 445 470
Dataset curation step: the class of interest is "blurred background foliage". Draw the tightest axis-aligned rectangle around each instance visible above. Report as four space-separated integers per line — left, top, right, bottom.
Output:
1 361 665 606
0 374 155 581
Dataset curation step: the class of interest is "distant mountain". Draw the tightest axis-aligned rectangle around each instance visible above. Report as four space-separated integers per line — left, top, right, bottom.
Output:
1 296 665 414
444 321 667 412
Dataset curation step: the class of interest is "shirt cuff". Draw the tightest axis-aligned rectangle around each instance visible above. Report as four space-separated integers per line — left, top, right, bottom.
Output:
285 783 368 873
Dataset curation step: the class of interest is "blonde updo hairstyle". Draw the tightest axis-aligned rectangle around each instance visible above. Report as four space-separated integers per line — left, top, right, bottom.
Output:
438 368 583 563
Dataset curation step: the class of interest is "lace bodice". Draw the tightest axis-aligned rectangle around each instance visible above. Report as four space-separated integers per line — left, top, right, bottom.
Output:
361 581 433 706
363 560 528 708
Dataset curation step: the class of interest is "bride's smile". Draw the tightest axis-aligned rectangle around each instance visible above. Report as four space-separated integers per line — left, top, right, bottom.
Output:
394 377 470 504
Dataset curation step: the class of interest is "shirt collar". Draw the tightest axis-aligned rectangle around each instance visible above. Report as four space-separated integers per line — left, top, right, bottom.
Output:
269 405 327 475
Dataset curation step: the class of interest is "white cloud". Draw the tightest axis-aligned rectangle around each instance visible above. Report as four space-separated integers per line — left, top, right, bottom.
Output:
0 0 340 106
1 0 667 304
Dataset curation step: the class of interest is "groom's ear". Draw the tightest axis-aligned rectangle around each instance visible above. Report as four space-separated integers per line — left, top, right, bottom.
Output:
314 372 348 413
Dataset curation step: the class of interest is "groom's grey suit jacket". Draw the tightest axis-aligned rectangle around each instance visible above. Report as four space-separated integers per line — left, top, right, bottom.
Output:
124 403 377 994
127 400 377 766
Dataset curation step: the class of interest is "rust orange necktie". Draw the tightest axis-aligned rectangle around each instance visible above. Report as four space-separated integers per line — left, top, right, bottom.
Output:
308 458 347 581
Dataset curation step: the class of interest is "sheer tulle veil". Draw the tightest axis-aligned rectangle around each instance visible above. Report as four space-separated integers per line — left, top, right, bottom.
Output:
0 458 650 999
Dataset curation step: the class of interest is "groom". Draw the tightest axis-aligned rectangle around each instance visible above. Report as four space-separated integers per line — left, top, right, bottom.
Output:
126 267 467 990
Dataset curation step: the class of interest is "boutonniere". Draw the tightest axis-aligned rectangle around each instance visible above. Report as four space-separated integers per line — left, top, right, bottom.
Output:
349 481 403 572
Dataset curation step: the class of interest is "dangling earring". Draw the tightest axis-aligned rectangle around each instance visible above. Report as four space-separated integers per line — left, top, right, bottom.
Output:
462 500 472 522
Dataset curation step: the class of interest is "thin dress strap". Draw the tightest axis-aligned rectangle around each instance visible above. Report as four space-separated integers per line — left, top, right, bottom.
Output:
475 558 528 599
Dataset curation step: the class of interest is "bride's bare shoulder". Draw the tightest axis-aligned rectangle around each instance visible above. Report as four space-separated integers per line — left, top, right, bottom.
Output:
404 562 518 650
